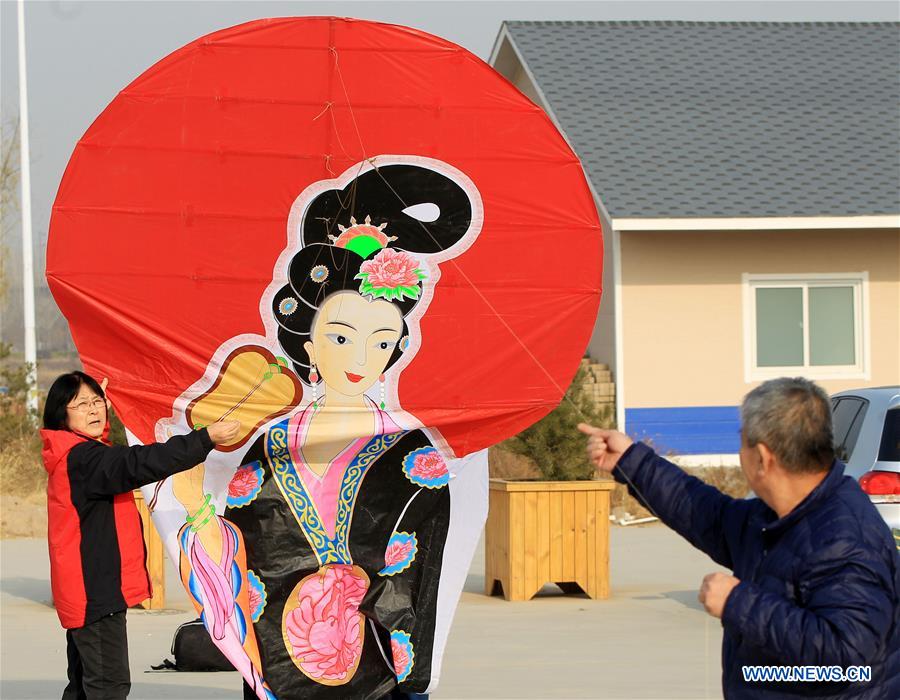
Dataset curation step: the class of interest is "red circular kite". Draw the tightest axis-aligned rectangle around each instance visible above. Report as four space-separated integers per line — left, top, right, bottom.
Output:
48 17 602 700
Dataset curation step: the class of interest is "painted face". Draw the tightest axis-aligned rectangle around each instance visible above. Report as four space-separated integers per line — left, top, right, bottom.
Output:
304 291 403 397
66 385 107 439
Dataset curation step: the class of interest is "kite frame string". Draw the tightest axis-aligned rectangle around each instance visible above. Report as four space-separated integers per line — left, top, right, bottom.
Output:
328 45 661 520
369 162 661 522
216 363 271 422
369 619 394 674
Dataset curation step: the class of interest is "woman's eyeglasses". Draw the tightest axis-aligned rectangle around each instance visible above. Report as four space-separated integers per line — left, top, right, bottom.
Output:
67 397 106 413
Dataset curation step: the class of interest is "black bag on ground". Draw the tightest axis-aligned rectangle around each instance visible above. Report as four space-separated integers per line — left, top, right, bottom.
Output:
171 618 234 672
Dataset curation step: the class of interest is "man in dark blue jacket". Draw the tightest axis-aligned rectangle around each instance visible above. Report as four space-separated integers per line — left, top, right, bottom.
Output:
579 377 899 699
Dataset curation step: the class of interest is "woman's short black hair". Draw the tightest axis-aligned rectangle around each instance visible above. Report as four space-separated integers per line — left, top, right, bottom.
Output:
42 371 105 430
274 163 473 381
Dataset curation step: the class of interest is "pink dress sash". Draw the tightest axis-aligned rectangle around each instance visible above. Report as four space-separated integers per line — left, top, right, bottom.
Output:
286 396 401 539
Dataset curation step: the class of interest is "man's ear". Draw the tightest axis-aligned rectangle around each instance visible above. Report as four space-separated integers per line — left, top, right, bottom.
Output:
757 442 777 476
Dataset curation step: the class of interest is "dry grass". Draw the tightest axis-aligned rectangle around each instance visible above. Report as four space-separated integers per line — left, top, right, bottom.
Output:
488 445 541 480
610 466 749 521
0 435 47 538
0 433 46 496
489 446 750 522
691 465 751 499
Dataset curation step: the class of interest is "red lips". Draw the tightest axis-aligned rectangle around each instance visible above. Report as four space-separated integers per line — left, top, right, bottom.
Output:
345 372 364 383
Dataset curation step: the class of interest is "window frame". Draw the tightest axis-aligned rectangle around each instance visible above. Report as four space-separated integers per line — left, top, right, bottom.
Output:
742 272 870 381
831 396 869 463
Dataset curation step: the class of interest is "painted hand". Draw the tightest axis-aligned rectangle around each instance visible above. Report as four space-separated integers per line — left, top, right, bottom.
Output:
577 423 633 474
698 572 740 619
173 463 207 517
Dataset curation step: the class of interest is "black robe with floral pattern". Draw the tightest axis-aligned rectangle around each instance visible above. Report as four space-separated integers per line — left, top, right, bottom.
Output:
225 421 451 700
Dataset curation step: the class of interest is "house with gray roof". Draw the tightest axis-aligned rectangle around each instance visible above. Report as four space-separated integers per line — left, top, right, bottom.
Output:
491 21 900 459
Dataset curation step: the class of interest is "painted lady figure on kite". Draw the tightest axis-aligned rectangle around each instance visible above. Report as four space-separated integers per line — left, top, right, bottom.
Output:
159 159 482 699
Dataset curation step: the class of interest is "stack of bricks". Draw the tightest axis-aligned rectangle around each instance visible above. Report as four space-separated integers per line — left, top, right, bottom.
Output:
579 357 615 414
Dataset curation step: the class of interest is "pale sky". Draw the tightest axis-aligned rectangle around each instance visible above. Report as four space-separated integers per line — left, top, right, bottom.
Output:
2 0 898 349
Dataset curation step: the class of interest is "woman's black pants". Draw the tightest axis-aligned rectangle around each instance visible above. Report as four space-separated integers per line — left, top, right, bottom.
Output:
62 610 131 700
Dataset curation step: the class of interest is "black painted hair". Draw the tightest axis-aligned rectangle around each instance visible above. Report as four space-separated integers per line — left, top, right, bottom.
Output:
43 371 105 430
274 164 473 382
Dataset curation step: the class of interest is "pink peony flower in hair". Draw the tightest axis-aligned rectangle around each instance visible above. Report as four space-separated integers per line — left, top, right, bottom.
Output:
356 248 426 301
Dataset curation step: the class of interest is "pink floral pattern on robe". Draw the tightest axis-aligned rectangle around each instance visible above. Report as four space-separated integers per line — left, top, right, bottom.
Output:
380 532 418 576
284 565 369 683
402 446 450 488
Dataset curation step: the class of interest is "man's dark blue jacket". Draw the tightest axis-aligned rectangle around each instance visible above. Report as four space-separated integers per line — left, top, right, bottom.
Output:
615 442 899 699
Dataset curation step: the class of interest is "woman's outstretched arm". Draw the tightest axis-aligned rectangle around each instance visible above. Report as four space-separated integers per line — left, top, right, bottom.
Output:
73 421 239 498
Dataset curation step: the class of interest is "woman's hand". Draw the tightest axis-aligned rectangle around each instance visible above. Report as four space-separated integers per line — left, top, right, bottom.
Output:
577 423 633 474
100 378 112 410
207 420 241 445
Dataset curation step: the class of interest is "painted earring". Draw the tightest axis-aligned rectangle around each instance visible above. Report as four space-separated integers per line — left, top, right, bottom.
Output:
379 373 386 410
309 364 319 408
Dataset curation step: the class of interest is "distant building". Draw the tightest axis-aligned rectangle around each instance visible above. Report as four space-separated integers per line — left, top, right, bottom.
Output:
491 21 900 461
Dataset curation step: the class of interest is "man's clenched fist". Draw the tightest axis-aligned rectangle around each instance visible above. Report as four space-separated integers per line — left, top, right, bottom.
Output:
698 572 741 619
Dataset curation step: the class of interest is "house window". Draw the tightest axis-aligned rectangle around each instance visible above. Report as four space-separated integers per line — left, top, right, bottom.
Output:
743 274 867 380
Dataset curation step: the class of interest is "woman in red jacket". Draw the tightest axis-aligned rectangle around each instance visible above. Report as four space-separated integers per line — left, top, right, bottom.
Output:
41 371 239 700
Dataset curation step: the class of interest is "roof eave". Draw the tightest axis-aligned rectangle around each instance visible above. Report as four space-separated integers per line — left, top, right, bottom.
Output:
490 24 614 226
612 215 900 231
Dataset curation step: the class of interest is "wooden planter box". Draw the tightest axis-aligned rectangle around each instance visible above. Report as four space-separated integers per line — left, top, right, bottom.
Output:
133 491 166 609
485 479 616 601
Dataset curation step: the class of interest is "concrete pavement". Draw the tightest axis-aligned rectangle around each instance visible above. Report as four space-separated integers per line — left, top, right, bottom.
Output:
1 525 724 699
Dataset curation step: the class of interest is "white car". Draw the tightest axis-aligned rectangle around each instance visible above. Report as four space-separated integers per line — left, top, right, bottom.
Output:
831 386 900 533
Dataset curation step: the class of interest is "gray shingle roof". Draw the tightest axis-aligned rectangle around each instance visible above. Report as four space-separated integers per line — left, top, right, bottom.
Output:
502 21 900 219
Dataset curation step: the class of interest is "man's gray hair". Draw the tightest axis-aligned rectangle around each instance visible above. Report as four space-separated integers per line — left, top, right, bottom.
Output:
741 377 835 473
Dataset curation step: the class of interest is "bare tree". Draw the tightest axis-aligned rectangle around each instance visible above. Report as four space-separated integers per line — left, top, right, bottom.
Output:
1 118 21 309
